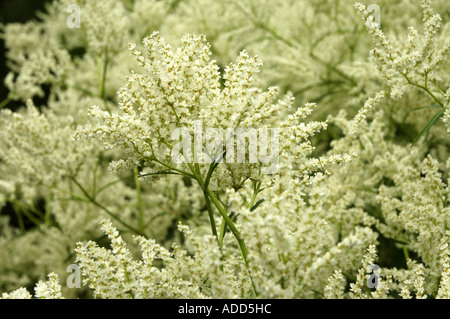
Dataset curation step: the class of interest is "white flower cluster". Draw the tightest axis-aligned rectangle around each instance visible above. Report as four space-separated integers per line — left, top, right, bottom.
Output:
355 0 449 101
74 31 343 190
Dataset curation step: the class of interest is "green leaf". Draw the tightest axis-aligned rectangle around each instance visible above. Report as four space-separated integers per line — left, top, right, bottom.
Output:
411 109 444 147
250 199 265 211
218 212 237 243
138 171 181 178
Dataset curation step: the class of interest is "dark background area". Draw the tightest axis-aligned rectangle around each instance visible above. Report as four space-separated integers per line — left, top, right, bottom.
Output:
0 0 53 110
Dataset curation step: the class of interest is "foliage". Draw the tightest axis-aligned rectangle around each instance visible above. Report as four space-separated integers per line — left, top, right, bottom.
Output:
0 0 449 299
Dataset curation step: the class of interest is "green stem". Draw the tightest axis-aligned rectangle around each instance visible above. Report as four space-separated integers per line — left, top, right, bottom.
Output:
0 95 12 110
95 175 134 197
255 21 296 48
183 153 256 293
130 134 196 179
204 190 219 241
218 217 227 248
186 158 219 242
248 180 261 209
207 188 257 296
433 81 446 95
136 147 195 179
134 137 257 292
219 180 261 247
205 189 248 259
235 0 297 50
403 73 444 107
92 162 99 201
98 52 110 112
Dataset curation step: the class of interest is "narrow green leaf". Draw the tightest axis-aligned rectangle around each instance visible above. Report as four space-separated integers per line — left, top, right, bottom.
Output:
411 109 444 147
138 171 181 178
250 199 265 211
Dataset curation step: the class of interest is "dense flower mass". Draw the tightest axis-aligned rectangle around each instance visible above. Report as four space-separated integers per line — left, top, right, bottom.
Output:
0 0 449 299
